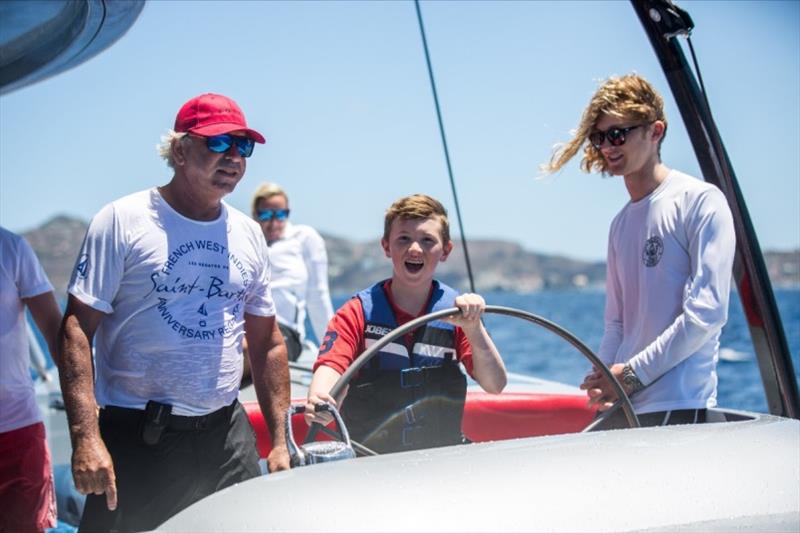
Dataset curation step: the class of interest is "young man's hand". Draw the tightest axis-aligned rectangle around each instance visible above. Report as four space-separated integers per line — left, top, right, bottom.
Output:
580 364 633 411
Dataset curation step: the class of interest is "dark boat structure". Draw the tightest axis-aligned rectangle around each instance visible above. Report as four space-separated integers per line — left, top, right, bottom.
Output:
0 0 144 96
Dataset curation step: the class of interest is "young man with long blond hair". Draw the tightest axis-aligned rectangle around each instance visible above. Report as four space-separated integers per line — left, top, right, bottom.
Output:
544 74 735 428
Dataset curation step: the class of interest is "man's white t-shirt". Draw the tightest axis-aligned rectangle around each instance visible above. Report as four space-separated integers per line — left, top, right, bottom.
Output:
267 222 333 342
598 170 736 414
0 226 54 433
68 189 275 415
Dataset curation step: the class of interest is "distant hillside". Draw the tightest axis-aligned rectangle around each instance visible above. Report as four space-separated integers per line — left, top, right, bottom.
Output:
765 249 800 288
20 215 800 297
22 215 88 298
324 233 606 294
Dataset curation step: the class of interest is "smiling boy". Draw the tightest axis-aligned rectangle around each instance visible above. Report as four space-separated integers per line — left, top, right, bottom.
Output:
305 194 507 453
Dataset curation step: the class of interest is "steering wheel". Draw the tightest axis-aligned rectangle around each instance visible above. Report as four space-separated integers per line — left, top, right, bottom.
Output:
304 305 639 451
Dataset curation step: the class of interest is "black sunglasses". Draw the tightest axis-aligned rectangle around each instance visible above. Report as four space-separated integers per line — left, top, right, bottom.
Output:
202 134 256 158
256 208 290 222
589 125 643 150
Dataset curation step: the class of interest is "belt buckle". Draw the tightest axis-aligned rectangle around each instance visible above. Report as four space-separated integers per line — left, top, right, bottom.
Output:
194 415 208 430
400 367 424 388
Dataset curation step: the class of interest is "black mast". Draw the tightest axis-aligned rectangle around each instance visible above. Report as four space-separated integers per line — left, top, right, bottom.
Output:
631 0 799 418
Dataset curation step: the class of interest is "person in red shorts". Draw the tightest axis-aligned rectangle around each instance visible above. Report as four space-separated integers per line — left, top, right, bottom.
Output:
304 194 507 454
0 226 63 532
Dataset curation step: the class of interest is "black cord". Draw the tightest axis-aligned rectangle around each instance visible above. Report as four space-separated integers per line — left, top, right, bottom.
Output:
414 0 476 293
686 36 714 122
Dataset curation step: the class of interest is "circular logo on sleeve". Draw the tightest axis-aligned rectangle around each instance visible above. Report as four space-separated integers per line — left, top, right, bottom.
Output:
642 236 664 267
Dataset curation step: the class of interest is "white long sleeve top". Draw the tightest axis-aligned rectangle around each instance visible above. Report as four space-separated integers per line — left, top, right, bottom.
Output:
597 170 736 414
267 222 334 342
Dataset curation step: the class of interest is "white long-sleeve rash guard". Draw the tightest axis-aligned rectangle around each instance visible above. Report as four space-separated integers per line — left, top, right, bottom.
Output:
597 170 736 414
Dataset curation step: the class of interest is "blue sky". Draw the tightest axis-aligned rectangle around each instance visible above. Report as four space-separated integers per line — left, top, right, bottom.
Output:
1 0 798 261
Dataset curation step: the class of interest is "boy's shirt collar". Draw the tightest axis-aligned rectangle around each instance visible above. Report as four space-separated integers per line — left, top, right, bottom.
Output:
382 279 436 322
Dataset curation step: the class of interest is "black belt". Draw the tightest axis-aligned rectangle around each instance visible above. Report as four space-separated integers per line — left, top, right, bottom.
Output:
101 402 236 431
638 408 707 426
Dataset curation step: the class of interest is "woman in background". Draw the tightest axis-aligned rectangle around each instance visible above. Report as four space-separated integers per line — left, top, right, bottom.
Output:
250 182 334 362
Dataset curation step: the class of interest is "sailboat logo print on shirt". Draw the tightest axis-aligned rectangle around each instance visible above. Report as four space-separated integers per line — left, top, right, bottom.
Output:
76 254 89 279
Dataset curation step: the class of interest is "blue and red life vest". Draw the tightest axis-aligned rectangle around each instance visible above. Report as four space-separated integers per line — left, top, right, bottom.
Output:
358 279 459 371
341 280 468 454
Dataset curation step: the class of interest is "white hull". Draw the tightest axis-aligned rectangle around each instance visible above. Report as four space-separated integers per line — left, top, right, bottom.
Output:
158 412 800 532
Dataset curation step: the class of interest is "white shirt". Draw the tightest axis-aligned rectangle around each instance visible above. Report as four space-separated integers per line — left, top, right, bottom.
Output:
68 189 275 415
268 222 333 342
598 170 736 414
0 226 54 432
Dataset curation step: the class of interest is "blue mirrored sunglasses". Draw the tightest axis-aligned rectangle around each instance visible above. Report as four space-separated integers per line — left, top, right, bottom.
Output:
204 134 255 157
257 208 290 222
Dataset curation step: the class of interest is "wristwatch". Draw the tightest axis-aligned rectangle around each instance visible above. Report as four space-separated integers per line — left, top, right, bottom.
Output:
622 363 645 394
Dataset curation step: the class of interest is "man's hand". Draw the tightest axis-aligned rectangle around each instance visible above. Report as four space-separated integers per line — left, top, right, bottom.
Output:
59 296 115 508
267 444 290 473
72 435 118 511
245 315 291 472
580 363 629 412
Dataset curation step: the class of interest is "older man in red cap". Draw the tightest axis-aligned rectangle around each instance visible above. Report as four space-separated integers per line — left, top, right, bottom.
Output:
59 93 290 532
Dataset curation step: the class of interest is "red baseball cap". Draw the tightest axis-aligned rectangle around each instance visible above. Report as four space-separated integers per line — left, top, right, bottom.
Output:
174 93 266 143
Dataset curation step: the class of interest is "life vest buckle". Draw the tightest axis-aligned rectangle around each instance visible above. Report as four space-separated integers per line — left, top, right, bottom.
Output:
400 367 425 388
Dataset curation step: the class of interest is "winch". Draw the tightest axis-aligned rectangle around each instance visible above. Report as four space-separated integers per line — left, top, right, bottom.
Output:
286 402 356 467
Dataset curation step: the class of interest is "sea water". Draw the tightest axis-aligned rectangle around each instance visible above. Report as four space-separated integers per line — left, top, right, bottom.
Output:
331 288 800 413
35 289 798 413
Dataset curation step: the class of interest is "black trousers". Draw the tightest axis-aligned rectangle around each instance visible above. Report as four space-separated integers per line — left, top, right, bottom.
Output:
79 401 260 533
593 407 707 431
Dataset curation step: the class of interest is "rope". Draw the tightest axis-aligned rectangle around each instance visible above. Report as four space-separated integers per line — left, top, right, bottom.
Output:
414 0 476 293
686 36 714 122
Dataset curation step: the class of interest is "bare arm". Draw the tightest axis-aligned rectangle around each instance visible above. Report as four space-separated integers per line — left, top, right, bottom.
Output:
240 337 253 389
24 290 62 366
304 365 343 426
58 295 117 510
448 293 507 394
245 313 291 472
